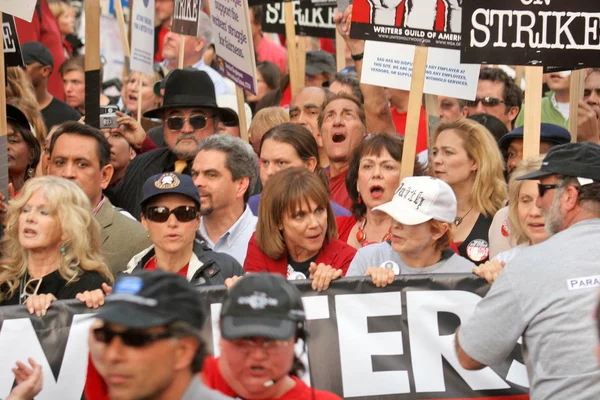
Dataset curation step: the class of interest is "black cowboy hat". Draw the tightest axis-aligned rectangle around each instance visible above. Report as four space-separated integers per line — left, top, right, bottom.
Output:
143 69 237 123
7 105 30 130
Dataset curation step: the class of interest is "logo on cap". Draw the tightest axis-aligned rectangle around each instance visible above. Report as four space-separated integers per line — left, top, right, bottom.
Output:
394 182 426 210
114 276 143 295
155 173 180 189
238 292 279 309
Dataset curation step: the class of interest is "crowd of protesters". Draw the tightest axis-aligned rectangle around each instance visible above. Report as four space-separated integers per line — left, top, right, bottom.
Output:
2 0 600 399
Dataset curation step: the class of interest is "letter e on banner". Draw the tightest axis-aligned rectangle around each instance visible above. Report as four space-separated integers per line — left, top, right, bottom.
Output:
406 291 511 392
335 292 409 396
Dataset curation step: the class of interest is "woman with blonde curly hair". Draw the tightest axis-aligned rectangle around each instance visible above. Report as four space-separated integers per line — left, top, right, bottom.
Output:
431 118 508 264
0 176 113 315
6 67 47 143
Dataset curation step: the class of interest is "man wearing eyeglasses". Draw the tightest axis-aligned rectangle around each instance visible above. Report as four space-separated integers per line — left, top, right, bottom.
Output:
201 273 341 400
467 67 523 131
455 142 600 399
112 69 238 219
86 270 232 400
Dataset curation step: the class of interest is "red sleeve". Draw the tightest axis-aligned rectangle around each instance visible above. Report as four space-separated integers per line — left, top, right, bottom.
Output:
334 242 356 276
84 354 109 400
243 234 287 276
137 136 157 154
319 239 356 276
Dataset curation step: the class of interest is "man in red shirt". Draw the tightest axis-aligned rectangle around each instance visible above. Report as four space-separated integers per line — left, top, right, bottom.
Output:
250 6 287 74
14 0 65 101
202 273 341 400
388 88 429 154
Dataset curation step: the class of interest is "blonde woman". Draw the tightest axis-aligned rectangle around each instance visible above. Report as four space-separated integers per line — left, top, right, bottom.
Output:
0 176 113 315
247 106 289 154
432 118 508 264
47 0 76 57
474 157 547 283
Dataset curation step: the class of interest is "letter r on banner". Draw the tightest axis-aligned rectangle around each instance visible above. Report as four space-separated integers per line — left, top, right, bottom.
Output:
335 292 409 396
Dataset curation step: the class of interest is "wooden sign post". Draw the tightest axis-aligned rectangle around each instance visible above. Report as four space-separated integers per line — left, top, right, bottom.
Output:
522 66 544 159
284 2 301 98
179 35 186 69
0 12 8 199
400 46 428 180
568 69 586 143
85 0 101 129
236 87 249 142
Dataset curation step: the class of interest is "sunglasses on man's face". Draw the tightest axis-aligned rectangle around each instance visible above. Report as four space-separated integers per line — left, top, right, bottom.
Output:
144 205 199 223
537 183 560 197
93 326 173 348
466 97 505 108
166 115 213 131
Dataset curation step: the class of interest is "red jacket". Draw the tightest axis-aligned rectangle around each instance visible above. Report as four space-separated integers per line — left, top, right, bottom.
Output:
15 0 66 101
336 215 357 243
244 234 356 277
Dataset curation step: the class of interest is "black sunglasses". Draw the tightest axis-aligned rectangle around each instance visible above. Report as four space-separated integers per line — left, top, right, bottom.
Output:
93 326 173 348
166 115 213 131
538 183 560 197
466 97 505 108
144 205 199 223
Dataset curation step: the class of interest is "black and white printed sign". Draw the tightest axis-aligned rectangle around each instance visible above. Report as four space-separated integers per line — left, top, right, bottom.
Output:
2 14 24 68
171 0 202 37
461 0 600 67
0 276 529 399
262 1 337 39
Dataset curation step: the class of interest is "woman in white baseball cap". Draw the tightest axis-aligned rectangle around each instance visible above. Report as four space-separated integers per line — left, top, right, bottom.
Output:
346 176 475 286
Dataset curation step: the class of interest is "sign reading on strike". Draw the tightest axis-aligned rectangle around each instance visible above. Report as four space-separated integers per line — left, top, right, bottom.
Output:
262 1 337 39
461 0 600 67
171 0 201 36
350 0 462 49
130 0 155 74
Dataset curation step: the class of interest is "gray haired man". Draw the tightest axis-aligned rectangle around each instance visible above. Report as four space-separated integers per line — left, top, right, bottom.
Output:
191 135 258 265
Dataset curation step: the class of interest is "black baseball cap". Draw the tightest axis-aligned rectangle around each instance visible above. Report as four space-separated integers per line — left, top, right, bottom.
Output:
96 270 206 329
140 172 200 208
7 105 30 130
499 123 571 153
21 42 54 69
305 51 336 77
220 273 305 340
517 142 600 182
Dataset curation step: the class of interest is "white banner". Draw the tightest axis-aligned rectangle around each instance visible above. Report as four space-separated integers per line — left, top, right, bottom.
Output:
130 0 155 75
0 0 37 23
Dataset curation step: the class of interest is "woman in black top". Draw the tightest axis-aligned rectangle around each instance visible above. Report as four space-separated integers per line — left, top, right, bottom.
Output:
431 119 508 264
0 177 113 315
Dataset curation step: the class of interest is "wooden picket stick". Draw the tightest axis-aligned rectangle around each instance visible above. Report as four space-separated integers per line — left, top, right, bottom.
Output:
179 35 186 69
568 69 585 143
137 78 143 123
297 37 306 92
522 66 544 159
514 66 525 89
335 28 346 72
236 86 249 143
0 12 8 199
85 0 101 129
284 2 300 97
114 0 130 59
423 94 439 148
400 46 428 180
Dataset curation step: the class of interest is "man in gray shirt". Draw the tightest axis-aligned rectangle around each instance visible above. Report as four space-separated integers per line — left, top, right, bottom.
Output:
456 142 600 399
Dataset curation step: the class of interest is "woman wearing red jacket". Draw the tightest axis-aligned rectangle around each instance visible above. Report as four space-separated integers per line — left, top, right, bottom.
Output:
244 168 355 290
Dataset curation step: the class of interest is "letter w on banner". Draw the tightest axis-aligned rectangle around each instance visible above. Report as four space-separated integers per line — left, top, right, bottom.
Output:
0 276 529 399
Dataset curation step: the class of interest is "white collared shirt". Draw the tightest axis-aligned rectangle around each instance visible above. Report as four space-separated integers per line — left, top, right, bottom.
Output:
199 205 257 266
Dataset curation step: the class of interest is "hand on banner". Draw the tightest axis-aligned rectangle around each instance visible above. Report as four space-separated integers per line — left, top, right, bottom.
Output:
7 358 43 400
309 262 343 291
113 112 147 150
76 283 113 309
577 101 600 143
25 293 57 317
472 259 505 285
335 6 365 56
364 267 395 287
224 275 243 290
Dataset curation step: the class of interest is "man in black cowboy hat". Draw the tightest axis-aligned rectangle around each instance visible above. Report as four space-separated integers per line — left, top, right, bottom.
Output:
111 69 237 219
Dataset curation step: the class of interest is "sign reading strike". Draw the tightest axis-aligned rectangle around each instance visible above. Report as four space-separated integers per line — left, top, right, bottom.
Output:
350 0 462 49
209 0 257 94
362 41 480 100
130 0 155 75
0 0 37 23
171 0 201 36
0 277 529 399
262 1 337 39
461 0 600 67
2 14 24 68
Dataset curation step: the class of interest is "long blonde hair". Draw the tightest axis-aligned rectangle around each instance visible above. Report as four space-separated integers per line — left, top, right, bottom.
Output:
433 119 507 216
0 177 113 302
508 156 544 245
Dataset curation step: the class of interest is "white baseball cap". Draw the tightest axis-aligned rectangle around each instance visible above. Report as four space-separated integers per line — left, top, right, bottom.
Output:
373 177 457 225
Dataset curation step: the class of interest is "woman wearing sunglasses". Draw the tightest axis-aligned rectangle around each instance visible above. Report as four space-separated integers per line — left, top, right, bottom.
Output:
0 177 112 315
473 157 548 284
125 172 244 284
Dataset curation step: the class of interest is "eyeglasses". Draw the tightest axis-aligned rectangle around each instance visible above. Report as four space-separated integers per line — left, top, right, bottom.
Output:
466 97 505 108
144 205 199 223
19 276 43 304
231 338 290 355
93 326 173 348
538 183 560 197
166 115 213 131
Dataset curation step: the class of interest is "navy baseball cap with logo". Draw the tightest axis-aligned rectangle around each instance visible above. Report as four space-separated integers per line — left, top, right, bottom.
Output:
499 123 571 153
220 273 306 340
95 270 206 329
21 41 54 70
140 172 200 208
518 142 600 182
